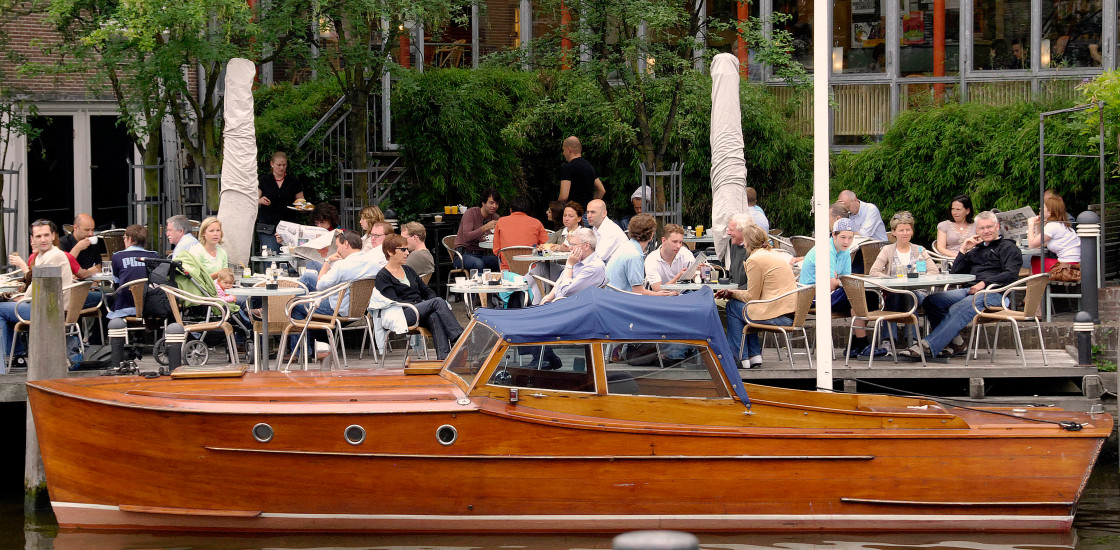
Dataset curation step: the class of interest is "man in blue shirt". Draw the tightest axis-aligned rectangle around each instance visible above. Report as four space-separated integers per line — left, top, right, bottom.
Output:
108 225 160 319
605 214 676 296
799 218 878 357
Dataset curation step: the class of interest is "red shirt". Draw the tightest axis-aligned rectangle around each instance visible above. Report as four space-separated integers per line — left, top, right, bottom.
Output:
493 212 549 270
30 251 82 276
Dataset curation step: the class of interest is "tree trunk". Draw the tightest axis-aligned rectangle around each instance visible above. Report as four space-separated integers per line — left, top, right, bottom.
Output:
348 89 370 210
141 129 162 248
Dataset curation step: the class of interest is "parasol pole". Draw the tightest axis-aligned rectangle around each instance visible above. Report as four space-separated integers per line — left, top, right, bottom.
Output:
812 0 833 391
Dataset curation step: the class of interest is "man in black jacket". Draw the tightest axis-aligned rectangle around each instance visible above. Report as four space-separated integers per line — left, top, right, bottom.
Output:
908 211 1021 358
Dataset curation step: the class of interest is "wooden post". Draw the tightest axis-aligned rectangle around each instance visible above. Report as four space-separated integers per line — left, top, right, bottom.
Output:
25 265 66 512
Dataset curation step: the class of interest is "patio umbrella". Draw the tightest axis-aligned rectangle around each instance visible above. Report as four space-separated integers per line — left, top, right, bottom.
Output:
216 57 258 266
709 53 748 264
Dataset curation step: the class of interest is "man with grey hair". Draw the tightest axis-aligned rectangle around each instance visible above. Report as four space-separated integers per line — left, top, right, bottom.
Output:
724 212 756 290
837 190 887 241
540 227 605 303
165 215 199 257
906 211 1020 359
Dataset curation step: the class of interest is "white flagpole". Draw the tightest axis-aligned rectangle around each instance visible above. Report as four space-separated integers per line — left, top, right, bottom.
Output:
812 0 833 391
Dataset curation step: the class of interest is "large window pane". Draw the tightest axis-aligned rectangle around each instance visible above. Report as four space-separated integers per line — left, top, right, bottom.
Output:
901 0 961 76
973 0 1030 70
774 0 816 72
835 0 887 73
1042 0 1103 68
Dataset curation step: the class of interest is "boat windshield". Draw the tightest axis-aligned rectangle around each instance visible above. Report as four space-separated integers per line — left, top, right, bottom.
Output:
443 322 501 386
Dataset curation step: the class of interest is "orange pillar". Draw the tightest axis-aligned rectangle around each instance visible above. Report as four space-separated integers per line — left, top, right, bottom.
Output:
736 1 749 78
561 1 572 70
933 0 945 97
400 28 411 69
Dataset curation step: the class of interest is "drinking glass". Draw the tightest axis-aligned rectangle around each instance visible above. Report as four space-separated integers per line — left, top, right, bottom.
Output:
101 260 112 274
469 269 479 283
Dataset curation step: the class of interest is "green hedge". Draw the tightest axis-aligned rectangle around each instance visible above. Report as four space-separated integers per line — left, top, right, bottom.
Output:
254 78 342 203
832 100 1118 244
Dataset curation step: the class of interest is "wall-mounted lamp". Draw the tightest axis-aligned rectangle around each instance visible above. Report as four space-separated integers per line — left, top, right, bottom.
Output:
832 47 844 74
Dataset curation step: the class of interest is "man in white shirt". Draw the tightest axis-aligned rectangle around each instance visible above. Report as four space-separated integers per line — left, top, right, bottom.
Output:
838 189 888 242
541 227 605 303
298 230 384 317
1 219 75 369
643 223 695 291
586 199 628 264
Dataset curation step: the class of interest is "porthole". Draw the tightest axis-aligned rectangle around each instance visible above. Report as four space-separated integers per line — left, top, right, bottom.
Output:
252 423 274 443
344 425 366 445
436 424 458 446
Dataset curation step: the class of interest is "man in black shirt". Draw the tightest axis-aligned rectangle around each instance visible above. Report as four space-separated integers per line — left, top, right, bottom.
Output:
558 136 605 208
908 211 1021 358
59 213 102 278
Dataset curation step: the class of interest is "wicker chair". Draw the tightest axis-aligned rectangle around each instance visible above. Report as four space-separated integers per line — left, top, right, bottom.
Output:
314 277 379 366
742 285 816 369
159 284 240 366
10 281 93 370
966 273 1050 368
790 236 815 258
278 282 348 371
498 245 537 276
839 275 925 367
858 240 888 275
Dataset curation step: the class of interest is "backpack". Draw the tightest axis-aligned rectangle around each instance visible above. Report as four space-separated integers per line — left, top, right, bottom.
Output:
142 258 180 320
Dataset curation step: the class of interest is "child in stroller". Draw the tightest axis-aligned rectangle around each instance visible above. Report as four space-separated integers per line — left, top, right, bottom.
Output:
143 258 254 366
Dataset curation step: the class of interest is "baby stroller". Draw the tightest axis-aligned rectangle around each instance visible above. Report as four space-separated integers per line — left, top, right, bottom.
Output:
144 258 254 366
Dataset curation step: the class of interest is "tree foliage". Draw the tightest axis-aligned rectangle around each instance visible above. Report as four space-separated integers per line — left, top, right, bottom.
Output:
832 99 1118 244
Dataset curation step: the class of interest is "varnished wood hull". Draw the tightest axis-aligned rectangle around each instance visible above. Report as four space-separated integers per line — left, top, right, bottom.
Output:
27 370 1110 533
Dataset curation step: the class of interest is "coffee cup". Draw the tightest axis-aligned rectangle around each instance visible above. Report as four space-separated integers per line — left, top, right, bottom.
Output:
88 236 99 245
434 215 443 223
455 276 466 285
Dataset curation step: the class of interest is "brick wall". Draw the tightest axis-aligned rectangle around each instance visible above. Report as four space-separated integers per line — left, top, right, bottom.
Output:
1101 285 1120 324
3 5 198 102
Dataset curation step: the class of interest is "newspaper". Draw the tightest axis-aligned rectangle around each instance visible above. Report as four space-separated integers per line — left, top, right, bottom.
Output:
681 252 709 280
275 222 335 261
994 206 1036 242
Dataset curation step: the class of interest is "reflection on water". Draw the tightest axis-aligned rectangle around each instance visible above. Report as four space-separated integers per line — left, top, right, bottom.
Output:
11 469 1119 550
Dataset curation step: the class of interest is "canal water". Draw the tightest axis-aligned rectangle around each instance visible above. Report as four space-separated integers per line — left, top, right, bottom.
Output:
1 400 1117 549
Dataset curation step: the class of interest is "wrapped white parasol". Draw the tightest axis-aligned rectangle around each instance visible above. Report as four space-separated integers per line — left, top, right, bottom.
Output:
216 58 259 266
709 53 748 263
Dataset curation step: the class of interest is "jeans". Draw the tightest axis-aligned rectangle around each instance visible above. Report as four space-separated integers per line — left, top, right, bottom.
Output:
455 250 499 273
923 287 1002 355
402 298 464 359
726 300 794 359
0 301 32 370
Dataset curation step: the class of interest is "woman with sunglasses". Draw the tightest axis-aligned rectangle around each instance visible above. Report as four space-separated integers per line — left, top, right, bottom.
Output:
375 234 463 359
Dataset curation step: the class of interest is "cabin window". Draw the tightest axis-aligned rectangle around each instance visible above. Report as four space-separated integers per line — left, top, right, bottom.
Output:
486 344 596 393
444 323 501 386
602 342 729 399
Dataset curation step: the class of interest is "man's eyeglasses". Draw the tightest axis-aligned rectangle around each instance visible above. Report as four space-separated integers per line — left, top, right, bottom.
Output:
370 233 385 238
396 247 409 252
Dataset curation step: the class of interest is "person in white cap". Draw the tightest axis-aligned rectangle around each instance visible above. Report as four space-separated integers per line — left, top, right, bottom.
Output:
620 185 651 232
798 217 879 358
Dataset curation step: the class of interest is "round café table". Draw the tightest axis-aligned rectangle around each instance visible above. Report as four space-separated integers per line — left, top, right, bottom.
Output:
861 273 975 290
448 281 529 313
224 285 305 370
512 252 570 262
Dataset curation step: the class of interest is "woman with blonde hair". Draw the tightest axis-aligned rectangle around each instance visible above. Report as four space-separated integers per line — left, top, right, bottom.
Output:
719 224 798 367
359 205 385 251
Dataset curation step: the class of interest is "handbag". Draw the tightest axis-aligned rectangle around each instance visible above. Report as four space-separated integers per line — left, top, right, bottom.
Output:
1048 262 1081 283
255 222 278 235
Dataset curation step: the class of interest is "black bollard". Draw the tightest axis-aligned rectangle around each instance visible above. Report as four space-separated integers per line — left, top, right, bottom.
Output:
1075 211 1099 323
108 318 127 369
1075 311 1094 367
613 530 699 550
165 323 185 371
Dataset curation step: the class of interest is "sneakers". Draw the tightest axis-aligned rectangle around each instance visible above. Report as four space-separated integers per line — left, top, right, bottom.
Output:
740 356 763 369
858 345 889 358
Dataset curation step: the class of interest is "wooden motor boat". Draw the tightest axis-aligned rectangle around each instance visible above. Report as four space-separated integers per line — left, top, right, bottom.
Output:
28 288 1111 533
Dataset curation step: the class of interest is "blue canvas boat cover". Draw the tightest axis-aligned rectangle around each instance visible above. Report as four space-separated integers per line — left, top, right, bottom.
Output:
472 287 750 406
